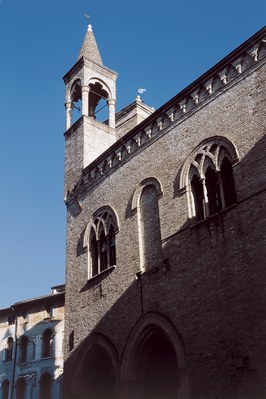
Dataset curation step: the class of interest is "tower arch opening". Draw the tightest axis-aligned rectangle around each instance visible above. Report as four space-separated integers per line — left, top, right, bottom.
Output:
70 79 82 124
89 81 109 121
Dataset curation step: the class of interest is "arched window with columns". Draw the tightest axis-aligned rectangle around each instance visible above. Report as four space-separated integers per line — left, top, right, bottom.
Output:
180 137 238 221
65 78 116 130
85 207 119 278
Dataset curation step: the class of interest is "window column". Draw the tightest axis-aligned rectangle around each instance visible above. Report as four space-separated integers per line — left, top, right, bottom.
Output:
108 99 116 129
65 102 72 130
81 86 89 117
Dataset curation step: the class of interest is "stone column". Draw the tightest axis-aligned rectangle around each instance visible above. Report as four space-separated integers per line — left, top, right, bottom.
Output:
81 86 89 117
65 102 72 130
108 99 116 129
202 177 209 217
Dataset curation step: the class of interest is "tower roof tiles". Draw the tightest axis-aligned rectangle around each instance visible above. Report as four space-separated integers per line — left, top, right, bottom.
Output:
77 24 103 65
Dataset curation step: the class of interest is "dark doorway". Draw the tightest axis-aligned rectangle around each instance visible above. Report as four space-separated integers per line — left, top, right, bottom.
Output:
40 373 52 399
79 345 116 399
138 332 179 399
16 378 26 399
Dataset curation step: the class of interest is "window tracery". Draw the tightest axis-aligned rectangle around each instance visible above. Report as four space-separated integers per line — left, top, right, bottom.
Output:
181 137 238 221
86 208 118 278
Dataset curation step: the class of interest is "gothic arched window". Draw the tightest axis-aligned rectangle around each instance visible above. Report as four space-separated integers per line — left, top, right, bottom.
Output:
180 137 238 221
6 337 13 361
86 207 119 278
42 329 53 358
19 335 28 363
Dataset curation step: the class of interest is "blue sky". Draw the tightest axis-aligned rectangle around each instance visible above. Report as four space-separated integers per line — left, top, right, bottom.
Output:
0 0 265 308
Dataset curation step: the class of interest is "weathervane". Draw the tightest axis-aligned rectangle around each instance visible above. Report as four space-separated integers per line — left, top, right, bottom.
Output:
84 12 90 21
136 88 147 101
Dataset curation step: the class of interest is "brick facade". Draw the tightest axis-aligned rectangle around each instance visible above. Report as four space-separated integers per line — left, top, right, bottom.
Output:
63 26 266 399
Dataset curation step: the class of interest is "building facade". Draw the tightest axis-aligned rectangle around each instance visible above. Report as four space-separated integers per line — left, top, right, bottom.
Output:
0 286 64 399
63 25 266 399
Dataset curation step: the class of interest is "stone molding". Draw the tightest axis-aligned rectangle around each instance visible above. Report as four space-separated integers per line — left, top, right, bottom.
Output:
65 29 266 207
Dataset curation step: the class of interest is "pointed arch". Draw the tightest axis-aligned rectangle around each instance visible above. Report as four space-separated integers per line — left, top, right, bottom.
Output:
131 177 163 212
70 333 119 398
89 78 112 99
179 136 239 220
180 136 239 190
132 178 163 270
121 312 187 398
83 206 119 278
70 79 82 102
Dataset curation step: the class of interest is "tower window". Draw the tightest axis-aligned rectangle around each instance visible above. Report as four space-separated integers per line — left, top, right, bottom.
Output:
87 208 118 278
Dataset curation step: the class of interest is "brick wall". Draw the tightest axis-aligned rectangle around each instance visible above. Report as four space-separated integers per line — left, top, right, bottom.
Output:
63 36 266 399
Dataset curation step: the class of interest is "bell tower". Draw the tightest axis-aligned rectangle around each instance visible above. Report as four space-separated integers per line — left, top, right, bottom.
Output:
63 24 118 196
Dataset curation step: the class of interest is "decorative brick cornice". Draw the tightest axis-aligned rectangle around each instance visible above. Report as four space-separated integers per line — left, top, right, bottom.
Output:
65 28 266 207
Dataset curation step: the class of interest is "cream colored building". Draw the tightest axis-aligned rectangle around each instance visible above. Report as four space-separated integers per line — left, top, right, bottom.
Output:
0 285 64 399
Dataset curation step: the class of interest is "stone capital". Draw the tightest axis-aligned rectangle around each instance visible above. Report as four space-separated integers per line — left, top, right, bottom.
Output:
107 98 116 106
81 85 90 93
65 102 72 109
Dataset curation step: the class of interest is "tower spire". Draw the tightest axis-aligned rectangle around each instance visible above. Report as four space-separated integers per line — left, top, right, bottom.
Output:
77 24 103 65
